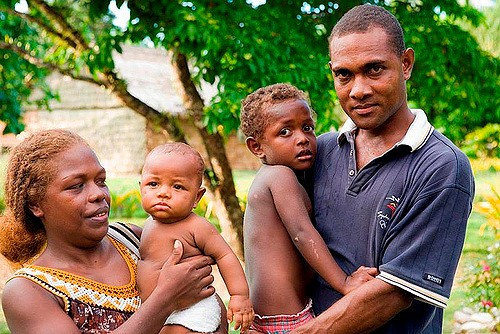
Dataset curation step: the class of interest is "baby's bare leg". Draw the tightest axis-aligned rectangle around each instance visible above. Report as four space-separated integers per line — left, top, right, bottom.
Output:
160 324 227 334
160 324 197 334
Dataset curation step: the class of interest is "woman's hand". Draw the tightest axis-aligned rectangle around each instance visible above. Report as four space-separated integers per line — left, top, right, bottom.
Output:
154 240 216 311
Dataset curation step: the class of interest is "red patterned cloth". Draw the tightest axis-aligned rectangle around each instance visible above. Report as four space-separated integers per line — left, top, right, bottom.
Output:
250 300 314 334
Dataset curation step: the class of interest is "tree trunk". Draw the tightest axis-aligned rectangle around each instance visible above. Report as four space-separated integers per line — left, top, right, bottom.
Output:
171 51 244 260
103 69 244 259
4 0 245 259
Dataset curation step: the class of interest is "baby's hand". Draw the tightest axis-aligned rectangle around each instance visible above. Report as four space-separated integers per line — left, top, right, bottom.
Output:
343 266 378 294
227 294 254 332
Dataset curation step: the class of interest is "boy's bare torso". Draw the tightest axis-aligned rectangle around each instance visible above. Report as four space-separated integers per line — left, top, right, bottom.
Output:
137 214 207 299
243 165 314 315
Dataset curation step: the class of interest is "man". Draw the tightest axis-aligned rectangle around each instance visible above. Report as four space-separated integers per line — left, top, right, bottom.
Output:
293 4 475 333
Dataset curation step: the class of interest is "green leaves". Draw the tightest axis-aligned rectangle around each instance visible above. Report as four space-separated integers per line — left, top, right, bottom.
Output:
0 0 498 144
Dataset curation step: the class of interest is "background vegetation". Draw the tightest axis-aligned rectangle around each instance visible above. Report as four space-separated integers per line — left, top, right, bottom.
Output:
0 0 499 332
1 0 499 256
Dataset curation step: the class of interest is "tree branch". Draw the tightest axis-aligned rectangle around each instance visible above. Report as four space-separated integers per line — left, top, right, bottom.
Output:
0 7 78 49
28 0 90 51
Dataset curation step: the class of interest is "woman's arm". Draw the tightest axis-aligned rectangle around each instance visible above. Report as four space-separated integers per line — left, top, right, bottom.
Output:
2 241 215 334
115 240 216 333
2 278 81 334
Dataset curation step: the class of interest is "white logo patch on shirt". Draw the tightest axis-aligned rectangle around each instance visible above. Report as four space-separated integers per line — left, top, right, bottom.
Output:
423 273 444 286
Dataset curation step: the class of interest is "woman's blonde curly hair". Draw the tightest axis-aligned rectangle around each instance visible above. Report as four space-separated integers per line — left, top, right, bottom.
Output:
0 129 88 264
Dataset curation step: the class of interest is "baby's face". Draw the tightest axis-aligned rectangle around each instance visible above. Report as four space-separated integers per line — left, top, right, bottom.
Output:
258 99 317 170
140 152 204 224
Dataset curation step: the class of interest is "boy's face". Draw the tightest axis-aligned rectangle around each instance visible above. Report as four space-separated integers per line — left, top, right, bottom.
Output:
255 99 316 170
140 152 205 224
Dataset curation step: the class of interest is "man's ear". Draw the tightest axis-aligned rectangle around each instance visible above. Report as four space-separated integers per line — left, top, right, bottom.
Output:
29 204 44 218
402 48 415 80
246 137 265 159
194 187 207 208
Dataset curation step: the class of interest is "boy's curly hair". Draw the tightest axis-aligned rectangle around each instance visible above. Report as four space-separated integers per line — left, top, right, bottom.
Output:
240 83 309 140
0 129 88 264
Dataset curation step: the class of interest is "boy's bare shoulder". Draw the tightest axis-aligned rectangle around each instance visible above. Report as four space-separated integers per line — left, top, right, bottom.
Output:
186 212 218 232
254 165 297 183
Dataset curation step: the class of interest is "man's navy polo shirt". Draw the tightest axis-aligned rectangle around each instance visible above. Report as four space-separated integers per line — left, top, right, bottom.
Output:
309 109 475 333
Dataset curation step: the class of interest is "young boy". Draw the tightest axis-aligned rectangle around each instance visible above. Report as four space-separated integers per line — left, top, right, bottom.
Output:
240 83 377 333
137 142 254 333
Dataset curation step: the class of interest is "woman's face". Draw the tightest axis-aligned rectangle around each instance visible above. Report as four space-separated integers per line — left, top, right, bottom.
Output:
30 144 111 247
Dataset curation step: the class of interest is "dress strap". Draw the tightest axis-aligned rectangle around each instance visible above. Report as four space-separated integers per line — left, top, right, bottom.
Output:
108 222 140 258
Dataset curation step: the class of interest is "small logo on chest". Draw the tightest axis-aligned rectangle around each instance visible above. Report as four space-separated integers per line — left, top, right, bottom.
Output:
376 195 400 230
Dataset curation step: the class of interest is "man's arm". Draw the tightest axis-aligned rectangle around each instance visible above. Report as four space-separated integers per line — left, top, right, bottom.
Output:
291 278 413 334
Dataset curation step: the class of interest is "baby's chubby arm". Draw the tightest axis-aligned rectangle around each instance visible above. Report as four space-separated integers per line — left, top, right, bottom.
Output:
267 165 376 295
193 217 254 332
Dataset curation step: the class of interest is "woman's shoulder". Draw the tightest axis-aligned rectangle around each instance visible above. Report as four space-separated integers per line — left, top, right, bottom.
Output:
1 275 68 332
108 222 141 257
3 272 59 310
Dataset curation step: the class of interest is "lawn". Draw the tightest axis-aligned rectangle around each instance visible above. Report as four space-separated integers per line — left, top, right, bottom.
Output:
0 163 497 333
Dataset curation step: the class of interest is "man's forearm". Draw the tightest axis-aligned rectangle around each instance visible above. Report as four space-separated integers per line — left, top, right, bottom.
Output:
292 278 413 334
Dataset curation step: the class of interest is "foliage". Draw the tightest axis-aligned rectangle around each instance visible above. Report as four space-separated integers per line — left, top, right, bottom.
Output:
470 158 500 173
0 0 124 133
461 123 500 159
0 0 498 144
474 186 500 239
0 322 8 334
460 0 499 58
463 242 500 313
124 0 343 134
396 1 500 144
109 189 147 219
462 184 500 315
0 195 4 215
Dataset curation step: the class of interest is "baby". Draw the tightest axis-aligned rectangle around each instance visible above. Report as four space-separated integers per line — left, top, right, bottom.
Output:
241 83 376 333
137 142 254 333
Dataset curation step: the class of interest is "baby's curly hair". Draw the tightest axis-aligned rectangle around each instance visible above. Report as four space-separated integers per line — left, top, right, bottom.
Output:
0 129 88 264
240 83 309 140
145 142 205 187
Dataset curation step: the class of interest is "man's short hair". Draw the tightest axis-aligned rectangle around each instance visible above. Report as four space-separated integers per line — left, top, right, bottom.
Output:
329 4 406 56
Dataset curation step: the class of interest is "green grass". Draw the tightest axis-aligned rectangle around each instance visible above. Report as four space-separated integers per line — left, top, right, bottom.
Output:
443 213 495 332
441 167 498 333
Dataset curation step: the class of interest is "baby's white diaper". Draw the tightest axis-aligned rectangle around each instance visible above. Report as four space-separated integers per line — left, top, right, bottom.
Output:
165 294 221 333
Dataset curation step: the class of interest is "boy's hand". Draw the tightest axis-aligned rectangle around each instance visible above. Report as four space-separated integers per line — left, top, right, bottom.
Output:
343 266 378 294
227 295 254 332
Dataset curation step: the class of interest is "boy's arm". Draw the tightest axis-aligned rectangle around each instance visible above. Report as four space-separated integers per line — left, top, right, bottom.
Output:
194 218 254 331
269 166 373 294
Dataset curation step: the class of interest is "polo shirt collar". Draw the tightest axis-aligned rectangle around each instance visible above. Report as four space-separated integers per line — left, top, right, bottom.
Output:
337 109 434 152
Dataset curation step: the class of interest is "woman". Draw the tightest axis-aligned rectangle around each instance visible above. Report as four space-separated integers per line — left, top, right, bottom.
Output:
0 129 226 333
